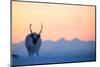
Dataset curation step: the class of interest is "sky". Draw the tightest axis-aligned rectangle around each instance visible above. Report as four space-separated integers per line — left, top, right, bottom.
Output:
12 1 95 43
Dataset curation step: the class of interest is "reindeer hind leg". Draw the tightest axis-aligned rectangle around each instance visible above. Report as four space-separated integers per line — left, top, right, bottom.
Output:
35 47 39 56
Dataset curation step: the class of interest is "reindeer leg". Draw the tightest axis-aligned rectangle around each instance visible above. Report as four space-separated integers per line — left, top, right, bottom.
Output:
36 51 39 56
27 46 33 57
35 47 39 56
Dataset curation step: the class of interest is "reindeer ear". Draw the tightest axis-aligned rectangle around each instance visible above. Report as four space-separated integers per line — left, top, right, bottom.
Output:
37 35 40 39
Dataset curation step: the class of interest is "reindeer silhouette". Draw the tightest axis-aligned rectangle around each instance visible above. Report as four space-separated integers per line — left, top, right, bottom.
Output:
25 24 43 57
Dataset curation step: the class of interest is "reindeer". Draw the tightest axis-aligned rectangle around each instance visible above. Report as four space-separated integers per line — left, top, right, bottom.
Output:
25 24 43 57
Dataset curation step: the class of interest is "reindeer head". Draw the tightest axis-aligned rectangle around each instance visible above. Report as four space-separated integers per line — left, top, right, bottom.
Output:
29 24 43 44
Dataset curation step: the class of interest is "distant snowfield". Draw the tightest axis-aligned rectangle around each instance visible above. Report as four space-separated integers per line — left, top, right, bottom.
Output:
12 38 96 66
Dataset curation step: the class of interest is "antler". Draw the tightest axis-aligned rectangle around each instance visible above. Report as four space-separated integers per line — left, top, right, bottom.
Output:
29 24 32 34
38 23 43 35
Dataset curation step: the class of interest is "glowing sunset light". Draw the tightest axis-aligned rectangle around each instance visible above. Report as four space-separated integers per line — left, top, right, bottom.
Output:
12 1 95 43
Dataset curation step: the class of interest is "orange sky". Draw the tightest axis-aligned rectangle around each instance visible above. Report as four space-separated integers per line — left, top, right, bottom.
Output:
12 1 95 43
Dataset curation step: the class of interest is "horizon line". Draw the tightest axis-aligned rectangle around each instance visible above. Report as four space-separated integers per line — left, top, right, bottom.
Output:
12 38 96 44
